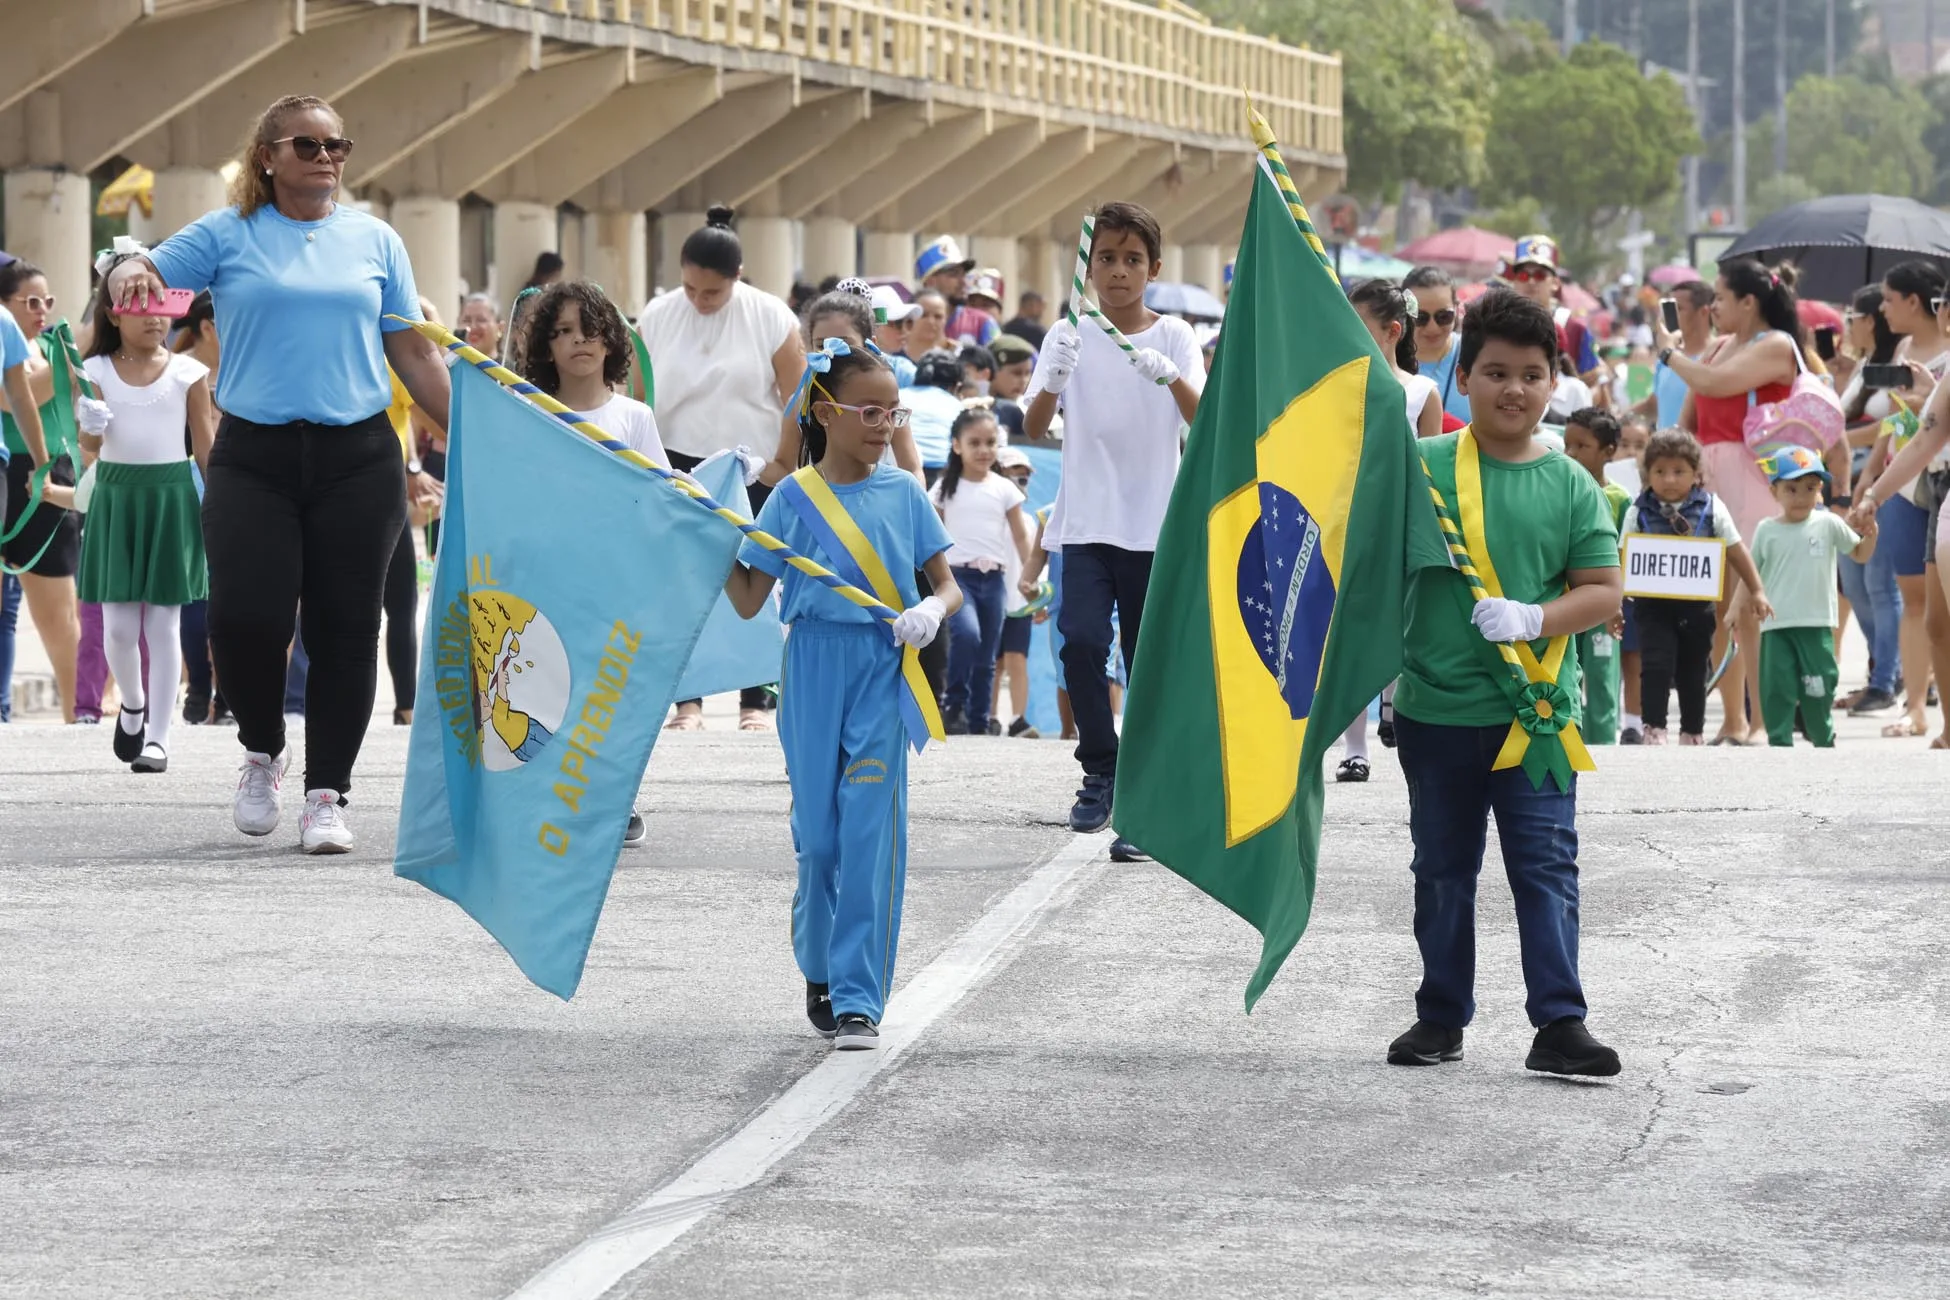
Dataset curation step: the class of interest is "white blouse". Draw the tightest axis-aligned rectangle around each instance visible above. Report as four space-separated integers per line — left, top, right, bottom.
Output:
82 353 207 465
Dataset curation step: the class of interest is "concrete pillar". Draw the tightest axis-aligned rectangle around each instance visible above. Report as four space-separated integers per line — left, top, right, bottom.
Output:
148 168 227 243
494 200 559 315
969 236 1020 314
803 216 857 281
1160 242 1185 285
1183 243 1224 300
583 210 648 317
1046 238 1074 313
656 211 704 298
863 229 913 281
2 170 91 328
740 216 795 300
558 213 588 283
392 196 462 324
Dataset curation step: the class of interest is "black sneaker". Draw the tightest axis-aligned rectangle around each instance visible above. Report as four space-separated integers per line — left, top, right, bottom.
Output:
623 810 646 848
942 708 970 736
113 707 146 764
1848 687 1899 716
183 690 211 725
1377 701 1396 749
1007 716 1041 739
1386 1019 1464 1066
806 981 836 1039
834 1013 879 1050
1069 774 1113 833
986 717 1003 736
1336 756 1370 783
1109 836 1147 862
1619 727 1643 745
1524 1017 1621 1077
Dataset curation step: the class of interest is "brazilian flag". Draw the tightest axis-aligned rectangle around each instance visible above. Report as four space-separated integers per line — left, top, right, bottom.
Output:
1113 136 1448 1011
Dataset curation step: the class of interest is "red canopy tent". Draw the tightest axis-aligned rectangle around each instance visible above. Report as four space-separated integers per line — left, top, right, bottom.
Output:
1398 227 1518 280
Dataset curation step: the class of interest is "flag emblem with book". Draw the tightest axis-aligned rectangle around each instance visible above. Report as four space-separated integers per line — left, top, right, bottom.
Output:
1113 111 1448 1010
394 350 735 999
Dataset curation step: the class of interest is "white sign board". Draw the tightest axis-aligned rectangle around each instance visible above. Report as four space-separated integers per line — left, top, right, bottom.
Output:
1622 535 1726 602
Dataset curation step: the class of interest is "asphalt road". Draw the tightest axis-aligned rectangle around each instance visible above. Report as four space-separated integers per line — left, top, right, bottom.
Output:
2 707 1946 1299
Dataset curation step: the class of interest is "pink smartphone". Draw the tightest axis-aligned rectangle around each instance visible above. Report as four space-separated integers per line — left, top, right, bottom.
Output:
123 288 196 319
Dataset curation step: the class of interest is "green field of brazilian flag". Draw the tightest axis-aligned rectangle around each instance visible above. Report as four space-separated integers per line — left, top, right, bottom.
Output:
1113 138 1447 1010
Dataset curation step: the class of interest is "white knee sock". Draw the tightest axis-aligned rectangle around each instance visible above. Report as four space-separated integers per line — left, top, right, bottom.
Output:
102 602 146 729
1342 711 1369 761
143 604 183 750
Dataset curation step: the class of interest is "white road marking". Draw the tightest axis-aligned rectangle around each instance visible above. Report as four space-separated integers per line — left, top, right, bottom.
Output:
507 834 1108 1300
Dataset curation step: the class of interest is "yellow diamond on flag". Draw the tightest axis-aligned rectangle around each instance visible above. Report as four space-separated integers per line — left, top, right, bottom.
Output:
1206 355 1370 846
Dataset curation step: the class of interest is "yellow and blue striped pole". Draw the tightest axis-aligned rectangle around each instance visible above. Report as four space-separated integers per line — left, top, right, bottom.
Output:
401 318 902 624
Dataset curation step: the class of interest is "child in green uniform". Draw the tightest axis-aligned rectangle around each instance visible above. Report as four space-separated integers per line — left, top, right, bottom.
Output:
1751 448 1877 747
1562 408 1631 743
1389 290 1624 1078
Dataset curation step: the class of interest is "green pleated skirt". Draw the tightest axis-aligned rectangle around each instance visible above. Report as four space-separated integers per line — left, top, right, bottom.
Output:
77 460 208 605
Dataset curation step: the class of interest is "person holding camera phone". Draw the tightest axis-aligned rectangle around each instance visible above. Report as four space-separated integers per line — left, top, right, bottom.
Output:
1644 280 1714 430
1847 261 1950 741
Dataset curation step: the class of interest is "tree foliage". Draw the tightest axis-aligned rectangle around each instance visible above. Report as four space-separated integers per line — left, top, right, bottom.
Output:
1750 74 1935 199
1480 40 1701 273
1504 0 1865 132
1196 0 1494 199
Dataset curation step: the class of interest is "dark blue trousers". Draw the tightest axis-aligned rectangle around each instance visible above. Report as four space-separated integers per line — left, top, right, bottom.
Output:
1395 713 1587 1030
944 565 1006 731
1055 543 1151 778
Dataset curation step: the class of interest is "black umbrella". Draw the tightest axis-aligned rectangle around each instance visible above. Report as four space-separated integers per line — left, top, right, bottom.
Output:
1720 194 1950 304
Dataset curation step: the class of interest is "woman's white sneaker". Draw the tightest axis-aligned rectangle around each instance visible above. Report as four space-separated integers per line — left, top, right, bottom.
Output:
234 751 287 836
299 790 353 854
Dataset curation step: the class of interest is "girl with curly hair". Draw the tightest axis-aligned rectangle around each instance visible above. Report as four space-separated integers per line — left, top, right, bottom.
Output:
520 282 664 463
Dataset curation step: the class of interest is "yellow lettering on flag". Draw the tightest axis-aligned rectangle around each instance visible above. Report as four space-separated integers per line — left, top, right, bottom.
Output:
1208 357 1370 846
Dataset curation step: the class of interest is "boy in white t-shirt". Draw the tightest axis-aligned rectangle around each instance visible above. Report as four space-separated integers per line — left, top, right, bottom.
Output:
1019 201 1204 856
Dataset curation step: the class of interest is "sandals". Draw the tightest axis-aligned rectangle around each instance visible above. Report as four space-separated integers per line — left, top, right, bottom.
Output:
1335 756 1370 783
1883 717 1929 738
738 708 774 733
663 710 705 732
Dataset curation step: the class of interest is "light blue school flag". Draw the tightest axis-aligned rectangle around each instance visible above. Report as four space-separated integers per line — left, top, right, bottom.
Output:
674 453 785 699
394 358 735 999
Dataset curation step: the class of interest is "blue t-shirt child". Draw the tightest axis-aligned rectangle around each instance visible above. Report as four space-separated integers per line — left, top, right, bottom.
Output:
1421 335 1473 425
739 465 952 623
149 204 422 427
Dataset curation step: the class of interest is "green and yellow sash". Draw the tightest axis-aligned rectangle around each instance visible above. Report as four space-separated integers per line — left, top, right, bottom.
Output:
780 466 945 751
1453 430 1595 791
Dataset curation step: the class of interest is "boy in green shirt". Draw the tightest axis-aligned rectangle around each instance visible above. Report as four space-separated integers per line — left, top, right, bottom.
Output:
1751 448 1876 747
1388 290 1624 1078
1562 407 1631 744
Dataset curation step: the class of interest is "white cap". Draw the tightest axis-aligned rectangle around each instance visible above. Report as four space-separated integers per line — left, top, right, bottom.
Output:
871 285 921 323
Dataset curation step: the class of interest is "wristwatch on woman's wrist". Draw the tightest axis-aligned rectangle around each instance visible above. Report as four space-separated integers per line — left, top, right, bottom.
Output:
406 458 423 476
1658 347 1675 366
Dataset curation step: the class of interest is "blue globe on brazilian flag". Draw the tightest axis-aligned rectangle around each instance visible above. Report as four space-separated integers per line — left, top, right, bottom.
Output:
1114 115 1448 1010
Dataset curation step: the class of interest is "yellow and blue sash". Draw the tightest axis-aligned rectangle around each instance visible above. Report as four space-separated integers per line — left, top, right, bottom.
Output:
1452 430 1596 790
778 466 945 753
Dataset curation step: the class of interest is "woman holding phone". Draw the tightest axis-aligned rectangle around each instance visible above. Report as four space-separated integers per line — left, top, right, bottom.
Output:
1653 258 1802 745
105 93 449 854
1849 261 1950 741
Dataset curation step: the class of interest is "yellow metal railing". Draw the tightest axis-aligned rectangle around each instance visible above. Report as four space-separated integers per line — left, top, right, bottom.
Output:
521 0 1341 156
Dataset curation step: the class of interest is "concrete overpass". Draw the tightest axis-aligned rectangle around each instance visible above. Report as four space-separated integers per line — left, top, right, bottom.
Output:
0 0 1343 320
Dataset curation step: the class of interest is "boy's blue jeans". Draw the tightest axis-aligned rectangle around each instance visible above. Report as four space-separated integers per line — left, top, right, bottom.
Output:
1396 714 1587 1030
944 566 1006 731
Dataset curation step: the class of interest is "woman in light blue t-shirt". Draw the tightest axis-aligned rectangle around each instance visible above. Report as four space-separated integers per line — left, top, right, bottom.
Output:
1405 265 1472 425
106 94 450 855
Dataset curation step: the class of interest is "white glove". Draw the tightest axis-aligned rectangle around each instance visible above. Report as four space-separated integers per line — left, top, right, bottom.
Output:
75 396 113 436
1040 321 1081 395
1131 347 1179 385
891 595 946 649
1470 597 1544 644
692 447 766 488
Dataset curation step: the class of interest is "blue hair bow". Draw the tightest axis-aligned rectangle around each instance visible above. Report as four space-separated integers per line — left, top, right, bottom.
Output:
791 337 854 415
